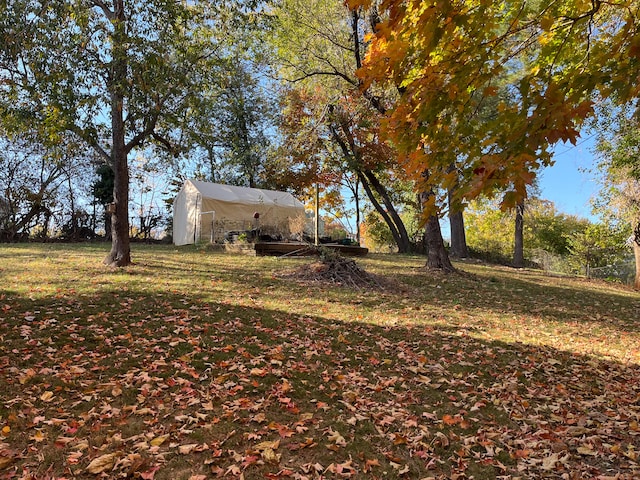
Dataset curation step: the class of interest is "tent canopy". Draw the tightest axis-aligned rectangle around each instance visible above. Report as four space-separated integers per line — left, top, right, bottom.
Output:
173 180 305 245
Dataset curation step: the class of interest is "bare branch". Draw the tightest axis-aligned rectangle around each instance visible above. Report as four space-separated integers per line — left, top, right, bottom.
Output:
285 69 358 86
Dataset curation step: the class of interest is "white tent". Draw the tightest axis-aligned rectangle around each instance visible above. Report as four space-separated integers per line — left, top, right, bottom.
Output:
173 179 305 246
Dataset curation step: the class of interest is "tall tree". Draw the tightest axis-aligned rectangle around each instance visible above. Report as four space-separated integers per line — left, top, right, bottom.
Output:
182 29 279 189
216 60 276 188
0 1 225 265
0 130 93 241
92 164 115 239
566 222 631 279
594 102 640 289
269 0 417 253
0 135 64 240
465 196 590 264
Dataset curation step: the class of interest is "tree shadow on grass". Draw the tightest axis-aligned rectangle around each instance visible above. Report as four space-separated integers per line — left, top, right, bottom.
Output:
369 261 640 332
146 248 640 364
1 281 639 479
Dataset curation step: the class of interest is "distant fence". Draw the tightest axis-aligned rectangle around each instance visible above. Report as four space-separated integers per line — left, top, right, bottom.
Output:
532 249 635 286
589 258 636 285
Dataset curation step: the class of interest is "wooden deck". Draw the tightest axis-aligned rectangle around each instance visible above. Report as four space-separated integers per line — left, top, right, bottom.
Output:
254 242 368 257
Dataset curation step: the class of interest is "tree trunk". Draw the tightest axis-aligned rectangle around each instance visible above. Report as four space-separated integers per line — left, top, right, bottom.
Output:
104 0 131 267
68 174 77 240
633 241 640 290
41 208 51 241
449 209 468 257
357 171 403 250
425 214 455 272
513 201 525 268
354 179 361 245
327 110 411 253
634 221 640 290
91 201 96 236
104 210 112 240
362 169 411 253
421 190 455 272
447 166 468 258
448 189 468 257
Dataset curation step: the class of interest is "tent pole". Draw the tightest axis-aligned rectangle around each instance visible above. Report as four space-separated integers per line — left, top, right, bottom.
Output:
194 193 200 244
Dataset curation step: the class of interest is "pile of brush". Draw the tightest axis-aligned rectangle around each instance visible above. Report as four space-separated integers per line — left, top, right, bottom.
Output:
279 247 385 290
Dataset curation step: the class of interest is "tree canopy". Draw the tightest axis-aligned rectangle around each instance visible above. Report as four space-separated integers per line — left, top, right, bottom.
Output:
349 0 640 208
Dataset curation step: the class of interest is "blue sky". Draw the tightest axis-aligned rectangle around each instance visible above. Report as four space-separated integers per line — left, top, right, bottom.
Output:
438 136 601 241
539 135 600 221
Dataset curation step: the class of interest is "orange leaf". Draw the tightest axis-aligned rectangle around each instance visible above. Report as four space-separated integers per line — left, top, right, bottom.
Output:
442 414 459 425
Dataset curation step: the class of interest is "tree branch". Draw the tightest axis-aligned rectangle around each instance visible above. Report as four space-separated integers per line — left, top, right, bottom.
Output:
352 9 362 71
286 69 358 86
151 132 179 157
125 101 164 154
68 124 111 163
89 0 115 21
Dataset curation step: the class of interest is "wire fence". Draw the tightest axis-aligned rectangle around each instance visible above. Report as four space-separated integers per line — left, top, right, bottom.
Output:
531 249 636 285
589 258 636 285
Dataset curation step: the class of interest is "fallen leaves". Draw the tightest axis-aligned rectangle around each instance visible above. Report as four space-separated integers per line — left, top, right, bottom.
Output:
326 428 347 448
39 391 54 402
253 439 281 463
0 456 14 471
0 444 16 471
149 434 170 447
1 247 639 479
178 443 208 455
86 452 118 474
18 368 36 385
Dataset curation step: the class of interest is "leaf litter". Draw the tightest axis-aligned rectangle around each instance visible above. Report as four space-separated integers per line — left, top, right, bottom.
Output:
0 245 638 479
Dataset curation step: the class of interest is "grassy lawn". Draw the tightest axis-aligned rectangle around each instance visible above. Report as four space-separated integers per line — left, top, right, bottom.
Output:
0 243 639 479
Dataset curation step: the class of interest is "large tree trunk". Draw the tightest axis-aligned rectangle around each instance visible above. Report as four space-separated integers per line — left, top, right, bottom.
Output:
449 209 468 258
421 190 455 272
425 214 455 272
354 179 361 245
513 201 525 268
633 242 640 290
447 166 468 258
448 187 468 258
104 0 131 267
